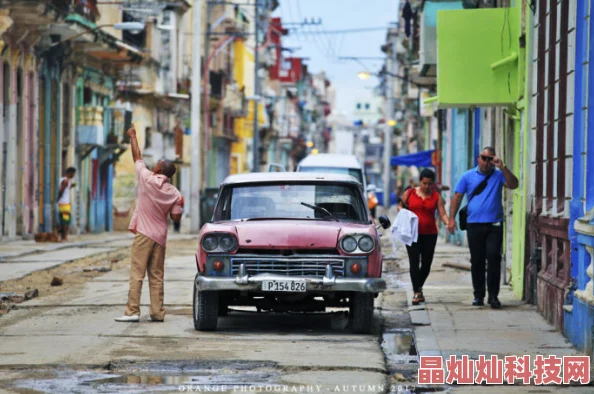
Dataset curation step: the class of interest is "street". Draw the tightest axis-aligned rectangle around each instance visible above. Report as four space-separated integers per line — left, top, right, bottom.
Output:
0 231 589 393
0 236 389 393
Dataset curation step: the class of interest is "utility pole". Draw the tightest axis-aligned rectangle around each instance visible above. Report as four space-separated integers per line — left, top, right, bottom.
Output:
252 0 260 172
382 31 397 209
203 1 212 188
190 0 203 233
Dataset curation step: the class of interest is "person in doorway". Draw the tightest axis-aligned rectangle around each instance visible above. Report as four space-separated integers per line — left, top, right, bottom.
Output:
446 147 519 309
115 126 183 323
58 167 76 242
398 168 450 305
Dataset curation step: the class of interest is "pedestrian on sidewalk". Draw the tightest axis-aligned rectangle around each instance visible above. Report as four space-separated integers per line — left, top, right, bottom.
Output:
446 147 519 309
398 169 450 305
115 127 183 323
57 167 76 242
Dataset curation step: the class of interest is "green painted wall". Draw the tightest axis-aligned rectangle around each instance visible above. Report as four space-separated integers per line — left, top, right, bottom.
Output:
436 8 519 108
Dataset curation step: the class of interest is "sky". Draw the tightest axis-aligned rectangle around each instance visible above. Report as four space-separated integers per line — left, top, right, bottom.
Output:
273 0 401 119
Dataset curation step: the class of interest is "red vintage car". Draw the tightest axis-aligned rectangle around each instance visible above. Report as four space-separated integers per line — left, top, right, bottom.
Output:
193 172 391 333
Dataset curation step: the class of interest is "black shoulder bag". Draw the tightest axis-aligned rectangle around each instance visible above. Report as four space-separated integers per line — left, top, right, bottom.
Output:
458 171 494 231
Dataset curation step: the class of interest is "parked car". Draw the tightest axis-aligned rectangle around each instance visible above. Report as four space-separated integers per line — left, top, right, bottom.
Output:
296 153 368 192
296 153 378 215
193 172 391 333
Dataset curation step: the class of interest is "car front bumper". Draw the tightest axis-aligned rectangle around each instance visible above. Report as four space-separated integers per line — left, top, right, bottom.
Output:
195 263 386 293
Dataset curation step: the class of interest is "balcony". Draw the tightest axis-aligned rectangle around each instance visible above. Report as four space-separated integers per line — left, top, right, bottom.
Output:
77 106 104 146
223 85 246 117
418 1 463 78
52 0 100 22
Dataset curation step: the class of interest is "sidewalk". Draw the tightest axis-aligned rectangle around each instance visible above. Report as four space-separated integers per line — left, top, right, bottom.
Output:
382 235 590 390
0 230 196 283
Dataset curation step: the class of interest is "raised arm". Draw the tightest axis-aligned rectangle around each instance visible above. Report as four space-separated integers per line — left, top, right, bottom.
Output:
492 156 519 189
127 127 142 162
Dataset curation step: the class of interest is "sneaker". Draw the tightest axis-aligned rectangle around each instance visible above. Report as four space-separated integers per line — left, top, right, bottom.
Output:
472 298 484 306
115 315 140 322
148 317 164 322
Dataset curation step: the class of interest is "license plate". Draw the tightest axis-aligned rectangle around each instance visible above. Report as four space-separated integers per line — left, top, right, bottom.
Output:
262 280 306 292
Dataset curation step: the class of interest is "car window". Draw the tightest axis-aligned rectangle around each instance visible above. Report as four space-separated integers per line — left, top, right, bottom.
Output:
215 183 367 222
297 167 363 184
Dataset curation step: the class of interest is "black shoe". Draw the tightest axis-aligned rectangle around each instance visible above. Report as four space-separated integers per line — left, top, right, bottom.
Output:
472 297 484 306
488 296 502 309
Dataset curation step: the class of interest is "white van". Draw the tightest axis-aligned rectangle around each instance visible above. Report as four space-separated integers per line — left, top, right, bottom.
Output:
296 154 368 192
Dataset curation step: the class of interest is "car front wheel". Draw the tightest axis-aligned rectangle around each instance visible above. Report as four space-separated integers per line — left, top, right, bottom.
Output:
349 293 374 334
193 278 219 331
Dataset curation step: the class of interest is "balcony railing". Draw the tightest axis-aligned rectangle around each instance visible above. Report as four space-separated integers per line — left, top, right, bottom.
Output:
77 106 104 145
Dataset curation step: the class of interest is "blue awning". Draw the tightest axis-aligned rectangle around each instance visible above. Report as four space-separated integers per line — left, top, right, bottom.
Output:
390 149 435 167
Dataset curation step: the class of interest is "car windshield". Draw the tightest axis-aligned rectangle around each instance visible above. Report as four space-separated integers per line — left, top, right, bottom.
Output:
214 182 368 223
298 167 363 184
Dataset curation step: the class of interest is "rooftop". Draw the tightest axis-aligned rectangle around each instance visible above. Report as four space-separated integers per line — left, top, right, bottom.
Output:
297 153 363 169
221 172 361 186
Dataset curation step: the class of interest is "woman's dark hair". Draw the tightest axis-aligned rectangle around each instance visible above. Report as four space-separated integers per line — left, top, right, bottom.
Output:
419 168 435 182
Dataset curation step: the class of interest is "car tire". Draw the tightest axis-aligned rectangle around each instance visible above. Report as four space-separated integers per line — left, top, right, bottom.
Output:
350 293 374 334
193 279 219 331
218 301 229 317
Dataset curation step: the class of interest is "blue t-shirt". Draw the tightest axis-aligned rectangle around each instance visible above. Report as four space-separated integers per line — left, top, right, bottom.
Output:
454 167 506 223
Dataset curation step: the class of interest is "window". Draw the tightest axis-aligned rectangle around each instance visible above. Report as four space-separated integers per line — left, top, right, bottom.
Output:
365 103 370 110
356 103 361 110
145 127 152 149
215 183 367 223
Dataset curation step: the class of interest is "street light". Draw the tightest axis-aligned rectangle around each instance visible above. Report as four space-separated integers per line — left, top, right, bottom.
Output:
357 71 372 81
356 70 424 86
387 119 397 127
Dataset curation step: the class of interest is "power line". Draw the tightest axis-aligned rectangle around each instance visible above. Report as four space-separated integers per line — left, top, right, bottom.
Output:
292 26 387 35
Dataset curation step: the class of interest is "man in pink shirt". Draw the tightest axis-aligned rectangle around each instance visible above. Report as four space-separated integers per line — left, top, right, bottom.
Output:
116 127 183 323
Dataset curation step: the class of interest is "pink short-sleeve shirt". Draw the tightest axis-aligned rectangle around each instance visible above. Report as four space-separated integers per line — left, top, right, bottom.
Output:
128 160 183 247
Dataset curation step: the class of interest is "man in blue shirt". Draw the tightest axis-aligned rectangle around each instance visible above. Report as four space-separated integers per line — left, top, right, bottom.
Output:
446 147 519 309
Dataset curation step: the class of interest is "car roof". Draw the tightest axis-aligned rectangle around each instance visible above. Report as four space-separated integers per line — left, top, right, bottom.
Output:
221 172 362 186
297 154 362 169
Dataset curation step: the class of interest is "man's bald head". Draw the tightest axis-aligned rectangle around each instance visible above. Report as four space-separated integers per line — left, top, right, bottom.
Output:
155 160 177 178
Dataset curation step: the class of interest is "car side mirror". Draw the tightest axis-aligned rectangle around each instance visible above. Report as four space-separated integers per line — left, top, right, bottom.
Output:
378 215 391 229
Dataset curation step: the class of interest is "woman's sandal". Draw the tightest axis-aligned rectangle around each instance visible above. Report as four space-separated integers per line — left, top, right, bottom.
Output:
412 292 425 305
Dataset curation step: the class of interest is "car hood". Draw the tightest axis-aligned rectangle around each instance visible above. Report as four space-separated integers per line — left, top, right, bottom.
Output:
231 220 366 250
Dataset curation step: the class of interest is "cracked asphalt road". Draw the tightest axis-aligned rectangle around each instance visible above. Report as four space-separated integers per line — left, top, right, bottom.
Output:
0 239 420 394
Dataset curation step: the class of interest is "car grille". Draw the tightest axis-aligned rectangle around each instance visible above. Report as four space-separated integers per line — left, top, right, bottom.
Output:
230 257 345 278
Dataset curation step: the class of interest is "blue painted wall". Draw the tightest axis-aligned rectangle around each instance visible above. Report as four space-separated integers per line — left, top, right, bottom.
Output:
474 108 481 166
448 108 470 245
565 0 594 357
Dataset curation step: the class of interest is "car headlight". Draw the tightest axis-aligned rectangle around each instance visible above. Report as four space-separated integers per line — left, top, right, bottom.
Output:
341 236 358 253
358 235 375 252
202 235 218 252
219 234 237 252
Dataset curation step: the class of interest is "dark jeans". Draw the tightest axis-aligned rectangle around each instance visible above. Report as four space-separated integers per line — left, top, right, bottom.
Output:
466 223 503 299
406 234 438 293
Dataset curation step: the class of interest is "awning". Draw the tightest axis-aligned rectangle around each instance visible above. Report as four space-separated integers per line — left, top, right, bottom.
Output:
390 149 435 167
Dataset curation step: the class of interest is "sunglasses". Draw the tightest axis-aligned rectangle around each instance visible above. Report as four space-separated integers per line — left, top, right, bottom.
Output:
481 155 494 162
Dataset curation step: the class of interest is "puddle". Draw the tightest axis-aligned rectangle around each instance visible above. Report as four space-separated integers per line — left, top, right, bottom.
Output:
10 361 282 394
382 329 418 365
88 370 276 386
